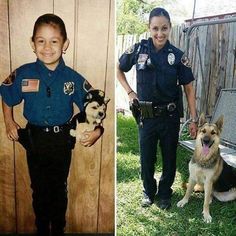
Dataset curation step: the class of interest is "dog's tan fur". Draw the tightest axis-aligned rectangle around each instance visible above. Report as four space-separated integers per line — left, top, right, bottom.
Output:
177 113 224 223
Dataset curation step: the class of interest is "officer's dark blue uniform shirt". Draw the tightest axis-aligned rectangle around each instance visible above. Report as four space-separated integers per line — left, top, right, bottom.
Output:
119 38 194 103
0 58 91 126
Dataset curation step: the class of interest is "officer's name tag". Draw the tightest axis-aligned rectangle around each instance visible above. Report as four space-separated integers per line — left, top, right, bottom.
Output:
22 79 40 92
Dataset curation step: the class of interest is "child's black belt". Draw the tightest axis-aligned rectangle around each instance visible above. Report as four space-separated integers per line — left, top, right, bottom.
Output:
27 123 70 133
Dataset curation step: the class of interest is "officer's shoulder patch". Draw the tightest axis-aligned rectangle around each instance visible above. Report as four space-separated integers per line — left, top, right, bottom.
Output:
125 45 135 54
64 81 75 95
181 54 191 68
2 70 16 86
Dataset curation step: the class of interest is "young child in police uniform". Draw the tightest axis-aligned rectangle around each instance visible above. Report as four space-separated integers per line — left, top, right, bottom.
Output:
0 14 103 236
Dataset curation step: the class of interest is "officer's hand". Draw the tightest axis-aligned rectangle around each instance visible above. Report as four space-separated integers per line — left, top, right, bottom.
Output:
5 121 20 141
80 128 102 147
189 122 197 139
128 91 138 101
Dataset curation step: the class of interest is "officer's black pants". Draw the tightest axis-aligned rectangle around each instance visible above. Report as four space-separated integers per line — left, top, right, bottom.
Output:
139 112 180 201
25 128 72 236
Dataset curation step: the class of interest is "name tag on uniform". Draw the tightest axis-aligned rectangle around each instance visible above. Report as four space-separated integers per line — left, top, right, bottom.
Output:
22 79 40 92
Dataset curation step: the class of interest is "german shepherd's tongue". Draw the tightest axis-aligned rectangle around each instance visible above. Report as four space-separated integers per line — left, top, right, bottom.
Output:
202 143 210 156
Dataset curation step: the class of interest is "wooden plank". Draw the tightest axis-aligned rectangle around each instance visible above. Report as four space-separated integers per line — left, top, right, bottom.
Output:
8 0 53 233
54 0 75 69
98 0 115 233
67 0 113 233
0 0 16 233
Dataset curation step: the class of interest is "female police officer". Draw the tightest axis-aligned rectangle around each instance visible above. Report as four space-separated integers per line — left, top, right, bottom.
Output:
117 7 197 210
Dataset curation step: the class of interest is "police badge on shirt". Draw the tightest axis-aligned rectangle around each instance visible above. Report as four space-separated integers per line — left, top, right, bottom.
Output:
64 82 75 95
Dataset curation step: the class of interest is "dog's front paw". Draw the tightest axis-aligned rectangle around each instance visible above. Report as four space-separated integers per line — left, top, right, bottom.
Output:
177 198 188 207
203 211 212 223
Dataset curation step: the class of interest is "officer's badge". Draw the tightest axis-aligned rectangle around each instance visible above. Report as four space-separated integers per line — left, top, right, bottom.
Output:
2 70 16 86
168 53 175 65
64 82 74 95
125 45 135 54
181 54 191 68
83 80 92 92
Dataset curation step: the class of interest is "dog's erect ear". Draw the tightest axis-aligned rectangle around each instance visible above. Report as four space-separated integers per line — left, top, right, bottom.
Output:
215 115 224 133
104 97 110 105
198 113 207 127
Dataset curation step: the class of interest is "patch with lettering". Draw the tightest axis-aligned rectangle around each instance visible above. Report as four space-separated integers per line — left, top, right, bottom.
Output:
22 79 40 92
64 82 75 95
2 70 16 86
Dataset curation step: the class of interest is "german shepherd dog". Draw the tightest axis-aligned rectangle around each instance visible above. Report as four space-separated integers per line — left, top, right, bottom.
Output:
70 89 110 142
177 113 236 223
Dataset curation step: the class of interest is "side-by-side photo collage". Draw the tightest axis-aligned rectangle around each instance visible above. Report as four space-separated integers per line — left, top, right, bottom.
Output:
0 0 236 235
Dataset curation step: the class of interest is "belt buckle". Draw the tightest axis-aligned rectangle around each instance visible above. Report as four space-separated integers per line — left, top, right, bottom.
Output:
53 126 60 133
167 102 176 112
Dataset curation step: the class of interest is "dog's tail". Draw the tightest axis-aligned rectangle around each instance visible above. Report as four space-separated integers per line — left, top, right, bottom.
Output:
213 188 236 202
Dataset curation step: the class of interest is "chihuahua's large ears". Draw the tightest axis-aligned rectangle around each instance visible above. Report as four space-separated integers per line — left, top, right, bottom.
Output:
104 97 110 105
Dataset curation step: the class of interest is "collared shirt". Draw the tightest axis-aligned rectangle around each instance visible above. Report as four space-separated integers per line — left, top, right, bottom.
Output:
0 58 92 126
119 38 194 103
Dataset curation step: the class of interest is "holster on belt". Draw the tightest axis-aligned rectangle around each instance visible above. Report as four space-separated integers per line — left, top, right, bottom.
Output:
130 99 154 127
18 127 34 151
139 101 154 118
129 99 141 124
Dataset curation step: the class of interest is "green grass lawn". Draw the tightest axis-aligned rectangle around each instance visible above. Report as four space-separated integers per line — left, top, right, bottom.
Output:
117 114 236 236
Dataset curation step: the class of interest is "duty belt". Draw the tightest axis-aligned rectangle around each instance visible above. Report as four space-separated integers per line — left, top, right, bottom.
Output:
27 123 70 133
130 99 177 127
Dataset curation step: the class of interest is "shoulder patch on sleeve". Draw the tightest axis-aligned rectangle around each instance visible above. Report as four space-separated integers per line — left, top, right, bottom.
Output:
83 80 93 92
2 70 16 86
181 54 191 68
125 45 135 54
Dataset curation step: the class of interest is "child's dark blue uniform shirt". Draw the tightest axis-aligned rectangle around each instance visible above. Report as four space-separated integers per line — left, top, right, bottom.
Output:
119 38 194 103
0 58 91 126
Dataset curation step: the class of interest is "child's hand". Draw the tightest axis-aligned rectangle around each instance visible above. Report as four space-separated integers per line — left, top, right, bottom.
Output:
80 128 103 147
6 121 20 141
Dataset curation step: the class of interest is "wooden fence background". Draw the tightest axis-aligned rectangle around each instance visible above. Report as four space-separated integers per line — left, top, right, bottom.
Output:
117 21 236 118
0 0 114 234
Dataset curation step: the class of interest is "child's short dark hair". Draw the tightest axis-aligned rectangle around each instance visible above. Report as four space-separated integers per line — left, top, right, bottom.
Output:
149 7 171 26
32 13 67 42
